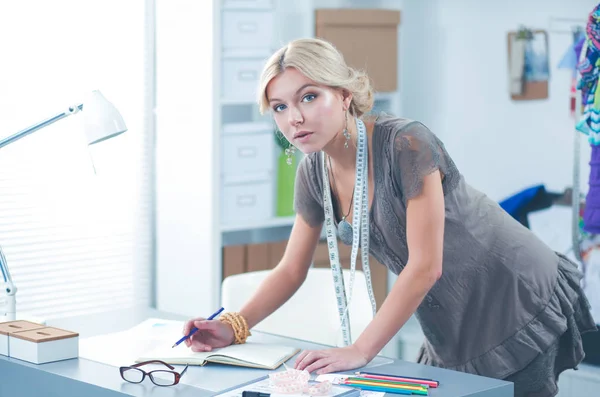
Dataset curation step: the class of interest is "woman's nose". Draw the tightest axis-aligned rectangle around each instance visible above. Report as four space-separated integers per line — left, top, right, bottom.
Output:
288 107 303 127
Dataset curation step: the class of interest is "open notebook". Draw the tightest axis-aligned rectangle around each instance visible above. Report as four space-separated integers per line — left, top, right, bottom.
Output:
136 342 300 370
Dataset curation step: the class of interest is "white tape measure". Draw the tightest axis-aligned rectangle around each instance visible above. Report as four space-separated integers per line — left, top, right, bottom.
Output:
321 117 377 346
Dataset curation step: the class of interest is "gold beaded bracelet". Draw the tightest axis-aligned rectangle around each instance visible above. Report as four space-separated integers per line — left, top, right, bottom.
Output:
219 312 251 344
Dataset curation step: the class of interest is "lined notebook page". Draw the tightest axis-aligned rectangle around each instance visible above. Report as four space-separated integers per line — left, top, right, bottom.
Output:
137 342 299 368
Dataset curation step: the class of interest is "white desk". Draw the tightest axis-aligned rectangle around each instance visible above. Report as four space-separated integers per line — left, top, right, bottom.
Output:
0 307 513 396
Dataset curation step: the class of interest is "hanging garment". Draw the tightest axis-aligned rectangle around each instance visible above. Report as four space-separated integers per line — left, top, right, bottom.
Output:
558 30 586 116
558 31 585 73
577 4 600 143
584 145 600 234
577 4 600 234
509 35 527 95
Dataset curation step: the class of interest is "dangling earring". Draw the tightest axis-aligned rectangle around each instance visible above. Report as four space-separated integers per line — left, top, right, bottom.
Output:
342 110 350 149
285 145 296 165
275 127 296 166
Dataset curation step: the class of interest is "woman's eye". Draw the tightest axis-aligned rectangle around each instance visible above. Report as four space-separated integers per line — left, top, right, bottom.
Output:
302 94 316 102
273 104 287 112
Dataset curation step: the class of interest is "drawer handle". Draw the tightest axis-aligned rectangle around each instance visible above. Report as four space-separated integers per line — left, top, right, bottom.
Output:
238 147 257 158
238 22 258 33
237 195 256 207
238 70 257 81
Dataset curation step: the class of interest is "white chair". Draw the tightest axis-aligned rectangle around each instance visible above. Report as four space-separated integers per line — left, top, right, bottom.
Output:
221 268 374 347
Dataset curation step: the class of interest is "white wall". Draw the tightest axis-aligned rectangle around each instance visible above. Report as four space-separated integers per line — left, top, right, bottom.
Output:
155 0 219 317
399 0 595 201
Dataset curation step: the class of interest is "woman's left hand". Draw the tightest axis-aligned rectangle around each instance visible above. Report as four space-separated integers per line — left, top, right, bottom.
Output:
294 345 369 374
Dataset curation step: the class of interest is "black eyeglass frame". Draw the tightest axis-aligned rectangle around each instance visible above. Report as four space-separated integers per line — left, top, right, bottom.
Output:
119 360 189 387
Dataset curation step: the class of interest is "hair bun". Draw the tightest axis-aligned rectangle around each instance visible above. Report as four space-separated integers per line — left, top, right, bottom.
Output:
348 70 374 118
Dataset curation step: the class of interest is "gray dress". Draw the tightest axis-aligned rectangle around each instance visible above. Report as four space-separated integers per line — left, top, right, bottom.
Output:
294 113 598 396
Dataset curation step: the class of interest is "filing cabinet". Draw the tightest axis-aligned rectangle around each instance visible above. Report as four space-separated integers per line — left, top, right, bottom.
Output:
222 11 274 52
219 1 278 228
222 178 274 225
222 134 274 175
223 0 273 10
222 58 267 102
221 122 275 226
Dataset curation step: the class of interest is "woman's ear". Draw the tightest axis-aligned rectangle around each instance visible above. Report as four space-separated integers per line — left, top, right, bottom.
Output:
341 89 353 111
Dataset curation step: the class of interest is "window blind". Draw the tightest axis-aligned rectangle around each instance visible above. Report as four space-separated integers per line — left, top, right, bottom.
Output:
0 0 153 319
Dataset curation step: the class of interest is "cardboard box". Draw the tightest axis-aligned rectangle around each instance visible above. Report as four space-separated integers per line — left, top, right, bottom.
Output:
223 245 247 279
315 9 401 92
247 243 270 272
0 320 46 357
9 326 78 364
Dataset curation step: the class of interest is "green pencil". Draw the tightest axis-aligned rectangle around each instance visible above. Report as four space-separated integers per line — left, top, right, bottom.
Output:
346 376 429 389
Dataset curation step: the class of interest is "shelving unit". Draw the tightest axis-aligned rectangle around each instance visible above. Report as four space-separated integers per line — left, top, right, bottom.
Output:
154 0 402 322
216 0 403 246
221 215 295 233
218 1 282 245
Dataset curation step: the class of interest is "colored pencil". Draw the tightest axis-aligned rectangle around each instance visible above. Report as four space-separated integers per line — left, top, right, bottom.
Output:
345 383 428 395
355 371 439 388
345 376 429 389
344 380 427 393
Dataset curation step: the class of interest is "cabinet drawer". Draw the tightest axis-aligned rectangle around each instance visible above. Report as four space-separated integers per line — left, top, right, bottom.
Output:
222 11 274 51
222 181 273 225
223 121 272 136
222 58 265 102
222 133 274 175
223 0 273 10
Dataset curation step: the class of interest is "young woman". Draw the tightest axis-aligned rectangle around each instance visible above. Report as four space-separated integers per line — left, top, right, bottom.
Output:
182 38 597 396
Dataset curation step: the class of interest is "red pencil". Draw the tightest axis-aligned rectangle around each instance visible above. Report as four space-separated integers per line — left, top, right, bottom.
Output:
354 372 439 388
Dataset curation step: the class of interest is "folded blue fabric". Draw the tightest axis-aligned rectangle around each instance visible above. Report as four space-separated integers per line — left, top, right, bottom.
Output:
499 184 546 217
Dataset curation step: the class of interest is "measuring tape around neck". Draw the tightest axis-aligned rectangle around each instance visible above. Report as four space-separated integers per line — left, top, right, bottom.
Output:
321 117 377 347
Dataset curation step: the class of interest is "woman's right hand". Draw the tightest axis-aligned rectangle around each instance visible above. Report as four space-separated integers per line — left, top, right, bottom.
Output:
182 317 235 352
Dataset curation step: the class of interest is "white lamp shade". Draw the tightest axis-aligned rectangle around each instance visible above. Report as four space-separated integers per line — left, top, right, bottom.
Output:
83 90 127 145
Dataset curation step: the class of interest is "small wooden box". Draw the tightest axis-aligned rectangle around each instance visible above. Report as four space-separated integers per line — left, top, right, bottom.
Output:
0 320 46 357
9 326 79 364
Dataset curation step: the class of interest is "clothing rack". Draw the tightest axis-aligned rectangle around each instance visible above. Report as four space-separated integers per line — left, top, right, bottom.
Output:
572 75 584 264
570 25 591 266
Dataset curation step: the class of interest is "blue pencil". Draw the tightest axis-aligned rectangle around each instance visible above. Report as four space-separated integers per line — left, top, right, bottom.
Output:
347 384 414 395
171 307 225 348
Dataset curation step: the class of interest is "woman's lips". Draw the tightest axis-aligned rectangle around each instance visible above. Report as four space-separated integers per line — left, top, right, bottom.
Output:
294 131 313 143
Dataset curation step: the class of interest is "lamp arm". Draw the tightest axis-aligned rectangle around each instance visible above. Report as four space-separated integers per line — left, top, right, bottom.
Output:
0 104 83 150
0 245 17 321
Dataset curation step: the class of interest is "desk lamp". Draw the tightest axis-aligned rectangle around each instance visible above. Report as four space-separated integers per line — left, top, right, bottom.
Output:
0 90 127 322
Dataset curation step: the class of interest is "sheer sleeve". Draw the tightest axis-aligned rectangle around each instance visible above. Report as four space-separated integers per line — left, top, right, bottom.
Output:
294 155 325 227
391 121 460 201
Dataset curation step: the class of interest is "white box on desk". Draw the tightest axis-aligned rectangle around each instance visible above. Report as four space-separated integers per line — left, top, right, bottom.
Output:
0 320 46 357
9 326 78 364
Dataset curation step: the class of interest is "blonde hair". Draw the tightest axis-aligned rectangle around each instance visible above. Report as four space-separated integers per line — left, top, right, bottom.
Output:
257 38 374 117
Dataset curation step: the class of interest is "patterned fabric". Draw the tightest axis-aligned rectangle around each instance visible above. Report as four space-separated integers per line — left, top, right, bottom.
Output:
577 3 600 144
293 113 598 391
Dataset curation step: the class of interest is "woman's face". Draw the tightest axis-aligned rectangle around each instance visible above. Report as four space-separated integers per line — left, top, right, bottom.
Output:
266 67 351 154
